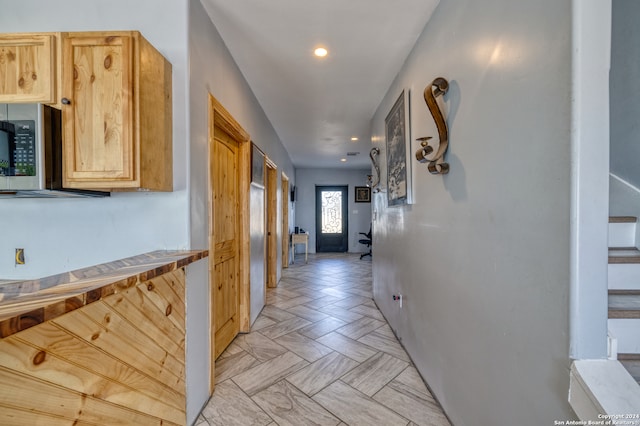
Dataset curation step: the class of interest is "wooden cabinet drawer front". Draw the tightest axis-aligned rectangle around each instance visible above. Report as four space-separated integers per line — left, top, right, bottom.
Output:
0 34 55 103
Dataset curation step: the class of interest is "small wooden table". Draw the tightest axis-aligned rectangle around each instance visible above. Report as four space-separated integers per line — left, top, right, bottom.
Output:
291 232 309 264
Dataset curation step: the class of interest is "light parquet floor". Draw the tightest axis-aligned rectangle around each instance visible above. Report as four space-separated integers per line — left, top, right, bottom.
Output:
196 253 450 426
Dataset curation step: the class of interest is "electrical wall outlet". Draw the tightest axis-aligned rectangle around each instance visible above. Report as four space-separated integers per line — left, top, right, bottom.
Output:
392 294 403 308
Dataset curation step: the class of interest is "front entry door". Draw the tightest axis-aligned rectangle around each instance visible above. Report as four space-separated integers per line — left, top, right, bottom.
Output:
315 186 348 252
212 124 240 359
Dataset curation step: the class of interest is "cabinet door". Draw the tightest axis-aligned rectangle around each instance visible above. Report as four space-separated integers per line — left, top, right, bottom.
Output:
0 34 55 103
62 34 136 187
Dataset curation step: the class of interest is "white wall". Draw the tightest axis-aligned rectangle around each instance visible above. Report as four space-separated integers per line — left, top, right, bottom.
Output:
370 0 579 424
610 0 640 190
188 0 295 421
609 0 640 245
294 168 372 254
0 0 190 280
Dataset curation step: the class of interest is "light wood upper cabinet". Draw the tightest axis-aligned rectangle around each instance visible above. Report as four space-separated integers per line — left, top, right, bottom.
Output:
61 31 172 191
0 33 57 103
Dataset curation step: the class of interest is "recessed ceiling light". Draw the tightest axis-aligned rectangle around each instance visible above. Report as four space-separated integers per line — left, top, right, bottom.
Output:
314 47 328 57
351 137 358 141
340 158 347 162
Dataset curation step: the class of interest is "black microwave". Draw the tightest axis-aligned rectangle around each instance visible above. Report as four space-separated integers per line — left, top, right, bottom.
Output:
0 120 15 176
0 104 39 190
0 103 107 197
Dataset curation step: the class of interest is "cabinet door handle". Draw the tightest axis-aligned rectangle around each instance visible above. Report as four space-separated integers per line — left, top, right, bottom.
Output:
61 98 71 105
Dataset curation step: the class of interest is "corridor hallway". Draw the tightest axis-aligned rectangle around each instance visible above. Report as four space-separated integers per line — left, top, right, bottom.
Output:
196 253 450 426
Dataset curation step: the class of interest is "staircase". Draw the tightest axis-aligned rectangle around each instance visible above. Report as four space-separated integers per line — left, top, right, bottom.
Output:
608 216 640 384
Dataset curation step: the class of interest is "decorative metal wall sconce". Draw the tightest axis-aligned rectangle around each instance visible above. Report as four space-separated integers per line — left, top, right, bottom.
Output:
415 77 450 174
367 147 381 191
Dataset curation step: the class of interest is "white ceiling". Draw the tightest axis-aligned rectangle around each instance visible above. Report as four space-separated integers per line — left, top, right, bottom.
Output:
201 0 439 168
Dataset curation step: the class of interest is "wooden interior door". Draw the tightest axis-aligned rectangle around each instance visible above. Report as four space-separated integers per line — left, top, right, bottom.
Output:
209 95 251 394
212 124 240 360
265 159 278 288
281 173 290 268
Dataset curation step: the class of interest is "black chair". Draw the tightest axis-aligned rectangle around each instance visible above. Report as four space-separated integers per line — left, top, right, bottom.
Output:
359 225 372 259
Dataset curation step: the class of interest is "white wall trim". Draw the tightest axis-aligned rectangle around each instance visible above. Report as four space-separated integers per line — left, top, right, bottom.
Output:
569 0 612 359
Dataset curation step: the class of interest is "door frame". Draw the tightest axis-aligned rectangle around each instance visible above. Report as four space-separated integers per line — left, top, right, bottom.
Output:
265 157 278 288
281 172 290 268
208 94 251 394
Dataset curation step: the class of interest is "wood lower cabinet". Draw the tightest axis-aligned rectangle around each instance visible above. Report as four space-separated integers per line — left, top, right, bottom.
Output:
0 268 188 426
61 31 172 191
0 33 57 103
